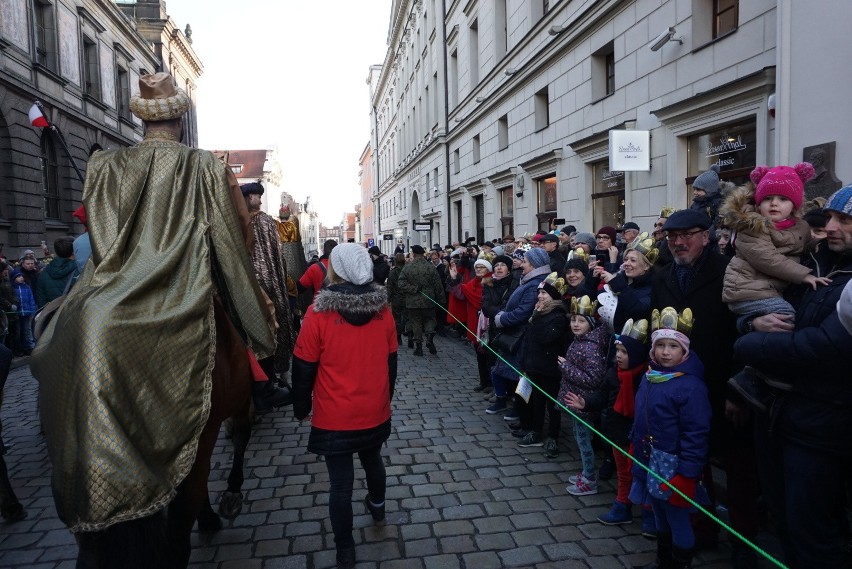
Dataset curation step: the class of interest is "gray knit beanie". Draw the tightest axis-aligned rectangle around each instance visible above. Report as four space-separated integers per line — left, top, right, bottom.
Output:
573 232 597 250
692 164 721 196
524 247 550 268
330 243 374 285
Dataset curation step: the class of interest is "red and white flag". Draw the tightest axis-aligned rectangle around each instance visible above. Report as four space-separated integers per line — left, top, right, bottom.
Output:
29 103 49 128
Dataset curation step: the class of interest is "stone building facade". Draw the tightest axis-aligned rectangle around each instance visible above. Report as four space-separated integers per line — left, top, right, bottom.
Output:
0 0 199 257
369 0 852 247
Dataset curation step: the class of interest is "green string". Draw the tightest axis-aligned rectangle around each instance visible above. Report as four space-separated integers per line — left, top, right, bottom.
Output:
418 290 788 569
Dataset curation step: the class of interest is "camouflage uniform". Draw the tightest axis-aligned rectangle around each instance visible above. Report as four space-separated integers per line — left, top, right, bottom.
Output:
397 257 445 354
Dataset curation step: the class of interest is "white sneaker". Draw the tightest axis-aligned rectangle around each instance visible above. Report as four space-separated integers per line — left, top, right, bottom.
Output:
566 474 598 496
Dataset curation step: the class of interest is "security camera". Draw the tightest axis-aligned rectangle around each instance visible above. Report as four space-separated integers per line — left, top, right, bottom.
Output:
649 27 681 51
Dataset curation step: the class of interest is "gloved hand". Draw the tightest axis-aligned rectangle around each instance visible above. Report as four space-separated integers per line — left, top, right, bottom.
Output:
660 474 696 508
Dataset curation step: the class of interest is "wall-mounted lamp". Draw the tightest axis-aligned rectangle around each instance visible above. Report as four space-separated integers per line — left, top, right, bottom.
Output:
548 25 565 36
504 67 517 76
649 27 682 51
475 96 485 103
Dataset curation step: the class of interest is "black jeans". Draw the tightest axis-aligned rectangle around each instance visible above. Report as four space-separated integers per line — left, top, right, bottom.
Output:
324 445 386 549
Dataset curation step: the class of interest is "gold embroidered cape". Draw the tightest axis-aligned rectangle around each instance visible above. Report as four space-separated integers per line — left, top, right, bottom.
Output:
30 139 275 532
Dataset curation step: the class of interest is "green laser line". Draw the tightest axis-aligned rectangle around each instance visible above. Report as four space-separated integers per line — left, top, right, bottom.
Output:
418 289 788 569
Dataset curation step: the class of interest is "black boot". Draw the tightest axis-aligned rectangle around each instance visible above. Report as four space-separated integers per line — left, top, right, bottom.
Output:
413 342 423 356
633 532 672 569
397 333 402 345
407 333 414 349
364 495 386 523
671 546 693 569
252 380 293 415
425 333 437 354
336 545 356 569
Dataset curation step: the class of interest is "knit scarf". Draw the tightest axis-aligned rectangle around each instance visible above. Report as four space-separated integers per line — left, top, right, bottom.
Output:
646 366 685 384
773 217 796 230
613 363 645 416
673 247 709 293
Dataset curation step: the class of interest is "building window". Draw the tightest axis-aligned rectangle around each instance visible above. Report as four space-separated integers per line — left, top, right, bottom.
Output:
536 175 557 231
473 194 485 244
40 131 61 220
713 0 738 38
687 118 756 189
592 162 625 230
495 0 507 60
33 0 58 71
83 36 100 99
472 134 481 164
499 187 513 236
453 148 460 174
592 42 615 101
534 87 549 131
116 65 131 119
449 49 459 108
454 200 463 242
231 164 243 174
498 115 509 150
469 19 479 87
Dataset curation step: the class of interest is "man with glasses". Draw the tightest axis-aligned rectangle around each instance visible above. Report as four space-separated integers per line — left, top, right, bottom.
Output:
650 209 759 567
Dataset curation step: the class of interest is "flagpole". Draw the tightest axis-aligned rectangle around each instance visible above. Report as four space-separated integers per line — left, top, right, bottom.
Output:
33 100 86 184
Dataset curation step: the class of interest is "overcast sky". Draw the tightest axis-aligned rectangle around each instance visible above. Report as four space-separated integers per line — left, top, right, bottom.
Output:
165 0 391 224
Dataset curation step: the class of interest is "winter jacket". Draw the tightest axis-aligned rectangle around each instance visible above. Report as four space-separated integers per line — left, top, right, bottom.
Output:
557 324 610 418
481 273 516 340
734 244 852 457
594 268 654 334
631 353 711 481
582 364 644 448
386 265 406 310
35 257 77 308
372 256 390 285
291 282 398 456
397 257 446 309
491 265 549 379
690 192 724 228
720 184 812 304
520 300 568 379
12 281 36 317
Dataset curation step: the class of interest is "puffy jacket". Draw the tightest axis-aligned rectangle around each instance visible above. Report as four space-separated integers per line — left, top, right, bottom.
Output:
631 353 711 480
557 324 610 418
734 244 852 456
520 300 568 379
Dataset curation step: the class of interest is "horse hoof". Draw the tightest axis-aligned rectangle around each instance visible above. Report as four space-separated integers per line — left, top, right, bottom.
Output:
218 491 244 520
197 510 222 532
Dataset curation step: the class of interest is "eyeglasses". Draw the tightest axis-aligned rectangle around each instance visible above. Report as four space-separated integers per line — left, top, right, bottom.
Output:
665 229 705 242
596 235 611 240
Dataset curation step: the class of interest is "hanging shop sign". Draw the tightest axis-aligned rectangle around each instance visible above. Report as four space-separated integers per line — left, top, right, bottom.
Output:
609 130 650 171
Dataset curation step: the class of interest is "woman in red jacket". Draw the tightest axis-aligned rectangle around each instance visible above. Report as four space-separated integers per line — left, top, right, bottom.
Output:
292 243 398 569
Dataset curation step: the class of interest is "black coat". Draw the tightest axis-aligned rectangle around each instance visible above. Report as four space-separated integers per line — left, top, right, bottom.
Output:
606 268 655 334
734 245 852 457
520 303 568 379
651 249 737 448
481 275 516 338
581 366 642 448
372 256 390 285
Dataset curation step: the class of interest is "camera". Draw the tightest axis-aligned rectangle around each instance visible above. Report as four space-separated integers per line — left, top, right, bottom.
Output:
552 218 565 225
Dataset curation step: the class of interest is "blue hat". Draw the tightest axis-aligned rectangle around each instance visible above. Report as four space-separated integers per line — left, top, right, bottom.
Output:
524 247 549 268
614 334 648 368
661 209 710 231
10 269 23 281
240 182 264 196
825 184 852 217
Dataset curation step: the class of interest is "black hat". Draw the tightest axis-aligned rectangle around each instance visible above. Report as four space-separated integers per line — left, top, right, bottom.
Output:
240 182 264 196
661 209 710 232
539 233 559 243
410 245 425 255
564 258 588 274
492 254 513 270
619 221 640 232
367 246 382 256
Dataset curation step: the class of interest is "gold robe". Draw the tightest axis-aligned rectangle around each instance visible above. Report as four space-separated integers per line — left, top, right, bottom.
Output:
30 138 275 532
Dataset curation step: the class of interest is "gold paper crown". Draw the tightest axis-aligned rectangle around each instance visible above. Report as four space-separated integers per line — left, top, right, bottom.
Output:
541 271 568 297
651 307 694 337
570 295 598 317
659 206 676 219
567 247 589 264
626 232 659 265
478 251 496 263
619 318 649 343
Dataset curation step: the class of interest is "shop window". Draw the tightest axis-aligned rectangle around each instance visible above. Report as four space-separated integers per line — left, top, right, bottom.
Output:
499 187 514 237
686 118 756 188
40 131 61 220
536 175 557 231
592 162 625 230
33 0 58 71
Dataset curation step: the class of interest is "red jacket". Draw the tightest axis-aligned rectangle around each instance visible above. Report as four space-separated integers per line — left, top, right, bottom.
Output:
299 258 329 301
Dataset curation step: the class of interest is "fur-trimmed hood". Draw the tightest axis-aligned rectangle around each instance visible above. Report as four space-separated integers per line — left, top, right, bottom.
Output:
313 282 389 326
720 183 781 234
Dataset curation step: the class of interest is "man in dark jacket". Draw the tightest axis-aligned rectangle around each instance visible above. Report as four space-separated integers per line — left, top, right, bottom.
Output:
650 209 759 566
734 186 852 568
368 246 390 285
35 237 77 308
539 233 566 274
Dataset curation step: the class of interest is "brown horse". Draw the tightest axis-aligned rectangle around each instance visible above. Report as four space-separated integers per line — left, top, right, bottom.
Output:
76 301 254 569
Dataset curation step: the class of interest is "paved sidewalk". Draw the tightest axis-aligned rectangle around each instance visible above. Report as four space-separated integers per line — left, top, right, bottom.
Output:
0 335 762 568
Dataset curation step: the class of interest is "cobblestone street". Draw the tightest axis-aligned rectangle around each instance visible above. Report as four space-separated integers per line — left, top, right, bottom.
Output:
0 336 755 568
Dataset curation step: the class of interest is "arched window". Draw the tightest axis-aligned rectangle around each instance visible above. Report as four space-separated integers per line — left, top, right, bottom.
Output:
40 131 60 219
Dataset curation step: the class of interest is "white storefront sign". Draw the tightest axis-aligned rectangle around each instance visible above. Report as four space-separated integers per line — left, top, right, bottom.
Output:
609 130 651 171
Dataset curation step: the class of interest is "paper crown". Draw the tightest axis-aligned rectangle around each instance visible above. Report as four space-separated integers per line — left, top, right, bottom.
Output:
540 271 568 297
478 251 496 263
626 232 659 265
618 318 649 344
659 206 676 219
570 295 598 317
651 307 694 337
567 247 589 264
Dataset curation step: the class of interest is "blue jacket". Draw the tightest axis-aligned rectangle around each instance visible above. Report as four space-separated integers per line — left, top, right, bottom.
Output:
734 244 852 456
13 281 36 316
631 352 711 480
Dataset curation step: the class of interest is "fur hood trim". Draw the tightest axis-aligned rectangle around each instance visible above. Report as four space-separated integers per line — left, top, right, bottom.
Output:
720 183 774 234
313 283 389 326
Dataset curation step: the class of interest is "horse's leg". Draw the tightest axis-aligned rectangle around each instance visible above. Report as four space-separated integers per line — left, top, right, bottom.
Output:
218 405 251 520
196 490 222 532
75 511 171 569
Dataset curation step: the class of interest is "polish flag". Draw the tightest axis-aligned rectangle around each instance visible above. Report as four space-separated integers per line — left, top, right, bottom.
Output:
29 103 49 128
